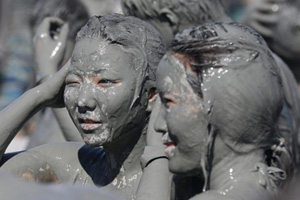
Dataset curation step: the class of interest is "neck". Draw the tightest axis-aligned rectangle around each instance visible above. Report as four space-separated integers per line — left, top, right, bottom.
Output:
103 123 147 173
208 135 265 190
210 150 264 189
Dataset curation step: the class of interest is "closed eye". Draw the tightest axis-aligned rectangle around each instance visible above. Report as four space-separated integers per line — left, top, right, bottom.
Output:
98 79 120 87
162 94 177 109
65 74 81 87
66 81 80 87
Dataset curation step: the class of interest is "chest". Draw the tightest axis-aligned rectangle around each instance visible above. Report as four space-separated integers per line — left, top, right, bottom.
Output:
64 155 143 200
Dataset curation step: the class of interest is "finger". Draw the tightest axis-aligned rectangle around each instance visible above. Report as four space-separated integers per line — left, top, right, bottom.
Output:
256 3 280 13
46 17 64 26
34 18 52 42
56 59 70 79
146 97 164 147
34 18 56 41
58 23 69 43
252 12 278 24
38 17 64 33
249 21 274 38
61 59 71 73
36 17 65 40
38 17 52 32
56 61 71 106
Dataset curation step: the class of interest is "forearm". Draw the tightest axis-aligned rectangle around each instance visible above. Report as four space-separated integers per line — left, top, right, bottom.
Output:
36 63 57 78
136 158 171 200
0 87 45 158
136 146 171 200
52 108 82 142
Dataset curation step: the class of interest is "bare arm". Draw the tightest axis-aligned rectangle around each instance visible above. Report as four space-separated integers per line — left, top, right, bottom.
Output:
34 17 81 142
0 62 69 160
0 88 44 158
136 97 171 200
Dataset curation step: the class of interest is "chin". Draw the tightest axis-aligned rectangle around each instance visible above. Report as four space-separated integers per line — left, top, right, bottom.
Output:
81 132 111 147
169 156 202 176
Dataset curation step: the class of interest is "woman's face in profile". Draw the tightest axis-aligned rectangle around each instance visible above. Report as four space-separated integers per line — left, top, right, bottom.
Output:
154 55 209 175
64 38 146 146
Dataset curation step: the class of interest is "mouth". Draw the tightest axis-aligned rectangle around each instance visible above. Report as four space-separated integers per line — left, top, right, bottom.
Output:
162 133 177 158
78 118 102 132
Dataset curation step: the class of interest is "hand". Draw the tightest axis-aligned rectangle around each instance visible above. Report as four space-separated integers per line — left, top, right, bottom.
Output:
244 0 285 38
33 17 69 77
146 96 164 148
141 96 168 168
36 60 70 108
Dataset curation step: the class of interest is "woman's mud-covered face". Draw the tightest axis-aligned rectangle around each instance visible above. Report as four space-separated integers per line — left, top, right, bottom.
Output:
64 38 140 146
154 55 209 175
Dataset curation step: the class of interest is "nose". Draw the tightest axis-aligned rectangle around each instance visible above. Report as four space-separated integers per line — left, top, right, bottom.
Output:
153 98 168 134
76 85 97 112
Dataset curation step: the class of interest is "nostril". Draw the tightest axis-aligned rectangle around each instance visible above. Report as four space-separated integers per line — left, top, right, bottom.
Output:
76 97 96 112
78 106 88 113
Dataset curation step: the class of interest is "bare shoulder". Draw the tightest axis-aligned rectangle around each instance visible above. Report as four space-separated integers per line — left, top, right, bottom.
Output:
27 141 85 158
3 142 85 165
1 142 87 183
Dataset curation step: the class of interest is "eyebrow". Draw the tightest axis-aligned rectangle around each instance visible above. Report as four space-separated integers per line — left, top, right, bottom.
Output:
68 68 108 76
93 69 107 74
68 69 82 75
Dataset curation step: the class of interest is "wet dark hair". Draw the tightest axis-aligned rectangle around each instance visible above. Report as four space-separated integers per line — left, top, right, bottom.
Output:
171 23 271 97
76 14 166 95
166 22 292 188
122 0 227 25
30 0 89 40
170 22 284 154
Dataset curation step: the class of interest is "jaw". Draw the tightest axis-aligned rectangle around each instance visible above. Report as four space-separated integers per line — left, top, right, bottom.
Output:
79 124 112 147
168 148 203 176
81 132 110 147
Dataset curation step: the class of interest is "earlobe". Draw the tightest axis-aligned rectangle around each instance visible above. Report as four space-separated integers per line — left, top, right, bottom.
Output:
146 89 158 112
159 8 179 32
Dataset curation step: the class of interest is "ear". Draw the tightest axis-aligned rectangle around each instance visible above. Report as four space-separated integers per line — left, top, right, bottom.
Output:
159 8 179 32
146 88 158 112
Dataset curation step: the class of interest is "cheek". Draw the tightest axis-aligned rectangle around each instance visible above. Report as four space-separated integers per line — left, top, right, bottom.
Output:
165 106 186 135
64 87 79 111
104 86 134 118
104 80 136 117
166 103 201 137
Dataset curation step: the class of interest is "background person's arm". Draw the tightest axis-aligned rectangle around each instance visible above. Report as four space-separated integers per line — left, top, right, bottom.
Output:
136 97 171 200
34 17 82 142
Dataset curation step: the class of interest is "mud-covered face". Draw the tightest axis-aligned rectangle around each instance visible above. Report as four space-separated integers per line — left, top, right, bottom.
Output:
154 55 208 175
64 38 144 146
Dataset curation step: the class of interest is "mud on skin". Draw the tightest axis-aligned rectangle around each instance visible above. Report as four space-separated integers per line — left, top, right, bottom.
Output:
0 14 165 200
154 23 292 199
122 0 300 179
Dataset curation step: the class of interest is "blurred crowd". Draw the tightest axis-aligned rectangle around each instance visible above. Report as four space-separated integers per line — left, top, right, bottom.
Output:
0 0 300 199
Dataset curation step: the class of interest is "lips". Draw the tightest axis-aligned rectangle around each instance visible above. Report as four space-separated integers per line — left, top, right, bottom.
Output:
162 133 176 146
162 133 177 158
78 118 102 131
